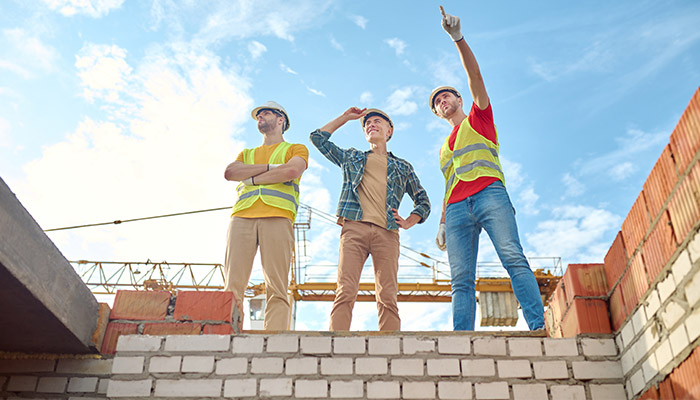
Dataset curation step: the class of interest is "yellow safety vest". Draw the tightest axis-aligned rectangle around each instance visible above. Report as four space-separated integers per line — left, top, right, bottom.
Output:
440 119 505 200
232 142 300 219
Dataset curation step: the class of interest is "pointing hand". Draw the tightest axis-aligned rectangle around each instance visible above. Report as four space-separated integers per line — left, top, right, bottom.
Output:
440 6 462 42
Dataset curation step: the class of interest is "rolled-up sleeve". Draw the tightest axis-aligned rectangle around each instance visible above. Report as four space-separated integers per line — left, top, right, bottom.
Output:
310 129 346 167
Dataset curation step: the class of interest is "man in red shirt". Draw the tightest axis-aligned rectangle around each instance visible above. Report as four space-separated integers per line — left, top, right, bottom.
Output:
432 6 544 331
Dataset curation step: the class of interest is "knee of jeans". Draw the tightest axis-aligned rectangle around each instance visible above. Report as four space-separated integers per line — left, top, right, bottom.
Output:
450 278 475 292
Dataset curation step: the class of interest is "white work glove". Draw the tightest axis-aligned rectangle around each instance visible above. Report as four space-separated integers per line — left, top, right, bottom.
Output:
268 164 283 169
241 177 255 186
440 6 462 42
435 222 447 251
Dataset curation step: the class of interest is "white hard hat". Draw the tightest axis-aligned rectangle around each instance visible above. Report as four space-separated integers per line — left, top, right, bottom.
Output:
429 86 461 115
251 101 290 132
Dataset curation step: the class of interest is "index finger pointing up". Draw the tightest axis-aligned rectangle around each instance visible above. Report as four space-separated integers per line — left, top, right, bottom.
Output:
439 5 447 17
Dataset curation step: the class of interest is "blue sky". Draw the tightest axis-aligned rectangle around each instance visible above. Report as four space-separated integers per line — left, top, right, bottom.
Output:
1 0 699 331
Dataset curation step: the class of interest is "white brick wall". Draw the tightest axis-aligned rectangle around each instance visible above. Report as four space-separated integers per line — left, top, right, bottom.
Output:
267 335 299 353
320 358 353 375
544 338 578 356
330 380 363 398
368 338 400 355
154 379 222 397
232 336 264 354
589 384 626 400
508 338 542 357
116 335 162 352
224 378 256 397
149 356 181 373
300 337 332 355
112 357 144 374
472 338 506 356
67 377 98 393
251 357 284 374
550 385 585 400
36 377 67 393
367 381 400 399
581 338 617 356
474 381 508 399
107 379 152 397
286 357 318 375
295 379 327 398
462 359 495 377
390 359 423 376
403 381 435 399
216 357 247 375
438 381 472 400
182 356 214 373
571 361 622 379
438 336 470 354
512 383 547 400
533 361 568 380
333 337 366 354
426 358 460 376
355 357 387 375
403 338 435 355
164 335 230 352
496 360 531 378
259 378 293 397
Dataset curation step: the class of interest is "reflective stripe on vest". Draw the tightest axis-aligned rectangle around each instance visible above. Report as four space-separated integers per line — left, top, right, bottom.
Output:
232 142 300 218
440 118 504 200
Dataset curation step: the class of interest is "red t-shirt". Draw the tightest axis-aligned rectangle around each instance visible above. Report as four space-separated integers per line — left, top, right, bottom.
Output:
446 102 500 204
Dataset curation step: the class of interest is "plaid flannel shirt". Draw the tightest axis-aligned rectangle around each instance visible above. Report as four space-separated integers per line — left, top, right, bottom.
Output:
310 129 430 230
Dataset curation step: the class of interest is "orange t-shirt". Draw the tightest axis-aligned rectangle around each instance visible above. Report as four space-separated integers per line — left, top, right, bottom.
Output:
232 142 309 221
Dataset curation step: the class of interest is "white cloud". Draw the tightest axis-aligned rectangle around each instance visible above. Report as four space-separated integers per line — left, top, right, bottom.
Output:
280 63 298 75
562 173 585 198
609 161 637 181
330 35 343 52
42 0 125 18
526 205 620 264
17 44 253 264
517 186 540 216
360 91 373 104
2 28 59 74
0 60 31 79
384 87 417 116
75 43 132 103
247 40 267 60
430 52 464 89
306 86 325 97
384 38 407 56
0 117 10 148
500 158 524 192
349 14 367 29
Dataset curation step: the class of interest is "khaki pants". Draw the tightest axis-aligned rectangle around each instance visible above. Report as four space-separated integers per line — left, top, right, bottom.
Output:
329 220 401 331
224 217 293 331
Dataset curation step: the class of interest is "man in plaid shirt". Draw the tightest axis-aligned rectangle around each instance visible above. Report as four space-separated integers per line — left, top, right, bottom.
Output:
310 107 430 331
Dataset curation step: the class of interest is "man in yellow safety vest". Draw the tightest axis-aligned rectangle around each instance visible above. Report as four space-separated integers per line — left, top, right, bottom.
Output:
431 7 544 331
224 101 308 330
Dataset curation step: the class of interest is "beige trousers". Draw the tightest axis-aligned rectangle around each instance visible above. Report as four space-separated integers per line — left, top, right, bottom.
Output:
224 217 293 331
329 220 401 331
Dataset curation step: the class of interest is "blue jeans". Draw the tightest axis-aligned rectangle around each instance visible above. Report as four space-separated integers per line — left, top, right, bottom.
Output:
445 181 544 330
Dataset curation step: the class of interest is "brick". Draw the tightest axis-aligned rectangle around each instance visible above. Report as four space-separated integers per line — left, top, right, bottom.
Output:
174 291 233 322
295 379 328 398
154 378 222 397
582 338 617 356
333 337 365 354
621 192 651 259
165 334 230 351
0 359 55 373
286 357 319 375
644 289 661 319
604 231 628 291
655 339 673 370
149 356 182 373
267 335 299 353
182 355 215 373
533 361 568 380
661 300 686 329
202 324 234 334
56 359 112 375
106 379 152 397
461 359 495 377
474 382 509 400
100 322 138 354
512 384 547 400
657 274 676 302
621 347 636 375
472 337 506 356
638 386 660 400
143 322 201 335
112 356 144 374
403 337 435 354
97 378 109 394
684 267 700 307
368 337 400 355
232 336 264 353
668 325 690 357
508 338 542 357
643 210 677 280
671 250 693 285
622 252 651 316
643 144 677 219
548 279 568 328
259 378 293 397
550 385 585 400
330 380 363 398
497 359 531 378
438 381 472 400
641 353 659 384
390 359 423 376
67 377 99 393
589 384 627 400
37 377 68 393
355 357 387 375
438 336 470 354
609 285 627 332
561 298 611 336
91 302 111 352
630 369 646 394
367 381 400 399
668 163 700 243
7 375 37 391
685 306 700 342
563 263 608 302
320 357 353 375
659 378 675 399
544 338 578 356
572 361 623 379
631 306 648 335
620 321 635 350
251 357 284 374
116 335 162 352
403 381 435 399
216 358 248 375
110 290 171 320
224 378 256 397
545 306 562 338
427 358 460 376
300 336 332 354
691 229 700 262
669 346 700 399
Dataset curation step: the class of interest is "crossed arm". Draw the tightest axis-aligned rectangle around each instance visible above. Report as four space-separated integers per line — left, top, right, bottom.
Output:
224 156 307 185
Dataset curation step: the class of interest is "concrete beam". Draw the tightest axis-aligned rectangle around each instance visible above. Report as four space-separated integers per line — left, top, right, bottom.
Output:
0 177 99 353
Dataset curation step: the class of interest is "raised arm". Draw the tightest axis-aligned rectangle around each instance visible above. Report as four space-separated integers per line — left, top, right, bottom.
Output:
440 6 489 110
310 107 367 166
